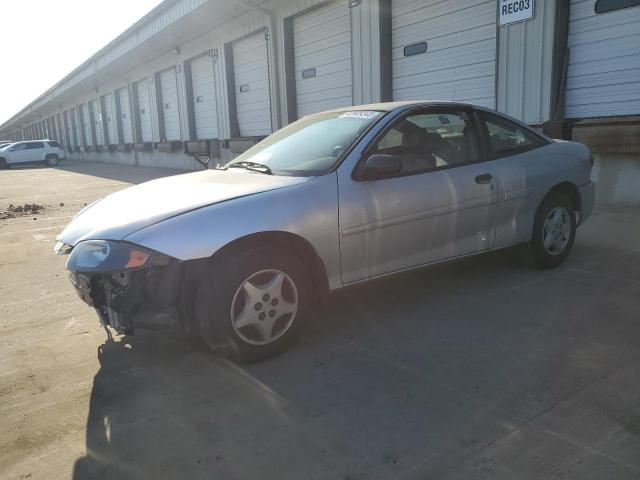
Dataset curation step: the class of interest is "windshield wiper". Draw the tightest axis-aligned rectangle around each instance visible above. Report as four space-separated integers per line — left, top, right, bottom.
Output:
226 161 273 175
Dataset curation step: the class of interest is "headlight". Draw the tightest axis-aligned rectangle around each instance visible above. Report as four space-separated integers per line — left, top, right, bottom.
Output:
66 240 153 273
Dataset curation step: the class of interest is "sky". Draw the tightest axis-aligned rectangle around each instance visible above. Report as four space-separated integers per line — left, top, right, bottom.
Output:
0 0 164 125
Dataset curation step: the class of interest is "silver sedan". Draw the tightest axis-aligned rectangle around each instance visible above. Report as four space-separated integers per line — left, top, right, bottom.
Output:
55 101 596 362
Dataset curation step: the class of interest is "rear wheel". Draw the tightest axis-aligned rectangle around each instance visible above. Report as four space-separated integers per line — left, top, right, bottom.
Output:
45 154 58 167
195 246 311 363
528 192 576 269
0 158 7 170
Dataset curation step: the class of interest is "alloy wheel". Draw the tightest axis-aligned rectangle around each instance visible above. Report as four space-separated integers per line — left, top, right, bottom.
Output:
230 269 298 345
542 206 571 255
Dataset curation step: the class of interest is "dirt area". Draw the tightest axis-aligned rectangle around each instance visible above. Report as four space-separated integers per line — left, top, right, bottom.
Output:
1 161 640 480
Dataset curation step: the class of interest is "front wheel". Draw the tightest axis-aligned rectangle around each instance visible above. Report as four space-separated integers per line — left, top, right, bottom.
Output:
45 154 59 167
528 192 576 269
195 246 311 363
0 158 7 170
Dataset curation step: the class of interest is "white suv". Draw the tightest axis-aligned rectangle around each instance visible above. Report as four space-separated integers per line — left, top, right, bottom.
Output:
0 140 66 169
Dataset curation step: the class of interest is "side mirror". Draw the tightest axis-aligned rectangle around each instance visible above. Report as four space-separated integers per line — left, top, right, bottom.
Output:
362 154 401 179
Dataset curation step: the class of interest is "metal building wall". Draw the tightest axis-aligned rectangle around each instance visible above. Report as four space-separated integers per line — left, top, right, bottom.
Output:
497 0 557 124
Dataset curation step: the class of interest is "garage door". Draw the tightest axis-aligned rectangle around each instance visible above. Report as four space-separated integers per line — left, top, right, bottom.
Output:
90 100 105 145
232 31 272 137
81 103 93 146
191 54 219 139
391 0 497 107
71 108 80 147
65 111 74 146
160 68 181 141
117 87 134 144
103 93 117 144
293 1 353 118
565 1 640 118
135 79 153 142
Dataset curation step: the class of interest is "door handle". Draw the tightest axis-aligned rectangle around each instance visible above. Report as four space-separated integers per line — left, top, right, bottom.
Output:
475 173 494 185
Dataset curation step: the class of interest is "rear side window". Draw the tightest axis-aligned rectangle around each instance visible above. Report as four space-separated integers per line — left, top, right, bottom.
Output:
47 141 61 148
479 111 547 158
26 142 45 149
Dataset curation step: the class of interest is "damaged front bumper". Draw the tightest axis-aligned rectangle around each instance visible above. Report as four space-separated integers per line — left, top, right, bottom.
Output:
59 240 187 335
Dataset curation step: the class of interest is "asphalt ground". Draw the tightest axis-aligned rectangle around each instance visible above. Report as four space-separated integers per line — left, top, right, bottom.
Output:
1 161 639 479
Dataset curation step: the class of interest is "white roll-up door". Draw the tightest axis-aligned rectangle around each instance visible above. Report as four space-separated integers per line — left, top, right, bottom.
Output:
82 103 93 146
72 108 80 146
90 99 105 144
117 87 134 144
65 111 74 146
191 54 219 139
565 1 640 118
391 0 496 107
104 93 117 144
293 1 353 117
136 79 153 142
160 68 181 141
232 31 272 137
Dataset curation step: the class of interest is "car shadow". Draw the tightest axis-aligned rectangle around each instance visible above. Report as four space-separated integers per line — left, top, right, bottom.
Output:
70 241 635 479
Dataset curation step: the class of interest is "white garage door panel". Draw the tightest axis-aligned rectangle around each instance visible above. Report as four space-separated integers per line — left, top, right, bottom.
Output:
191 54 219 139
91 100 105 145
118 88 134 144
104 93 117 144
160 69 181 141
391 0 496 107
82 103 92 145
233 31 272 137
293 1 352 117
136 79 153 142
566 0 640 118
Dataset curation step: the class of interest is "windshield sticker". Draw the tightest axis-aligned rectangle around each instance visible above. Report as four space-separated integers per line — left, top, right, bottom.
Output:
339 111 381 119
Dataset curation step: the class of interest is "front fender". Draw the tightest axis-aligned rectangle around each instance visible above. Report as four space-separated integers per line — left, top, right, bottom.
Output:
125 173 342 289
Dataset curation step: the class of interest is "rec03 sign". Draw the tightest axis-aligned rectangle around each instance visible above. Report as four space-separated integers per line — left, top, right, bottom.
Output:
499 0 534 26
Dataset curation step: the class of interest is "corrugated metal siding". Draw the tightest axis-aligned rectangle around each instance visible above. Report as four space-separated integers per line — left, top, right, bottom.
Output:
118 87 134 144
65 111 74 146
104 93 118 144
497 0 555 123
566 0 640 118
71 108 80 146
391 0 497 107
160 68 182 140
136 79 154 142
233 31 272 137
293 1 353 117
82 103 93 146
191 54 219 139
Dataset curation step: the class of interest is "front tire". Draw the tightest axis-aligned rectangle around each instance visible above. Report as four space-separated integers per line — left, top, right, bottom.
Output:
528 192 576 269
195 246 312 363
0 158 7 170
45 154 59 167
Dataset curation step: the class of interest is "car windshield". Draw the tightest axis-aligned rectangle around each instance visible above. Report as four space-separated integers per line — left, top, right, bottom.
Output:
0 143 14 151
226 110 384 176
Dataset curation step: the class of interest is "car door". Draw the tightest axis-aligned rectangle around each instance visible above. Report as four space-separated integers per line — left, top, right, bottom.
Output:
337 107 502 284
25 141 45 162
8 143 29 163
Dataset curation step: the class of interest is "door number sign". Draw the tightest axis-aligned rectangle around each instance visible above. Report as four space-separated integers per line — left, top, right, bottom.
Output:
499 0 534 26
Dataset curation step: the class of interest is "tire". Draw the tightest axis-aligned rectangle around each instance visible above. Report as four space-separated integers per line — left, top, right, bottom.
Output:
45 154 58 167
528 192 576 269
195 245 312 363
0 158 7 170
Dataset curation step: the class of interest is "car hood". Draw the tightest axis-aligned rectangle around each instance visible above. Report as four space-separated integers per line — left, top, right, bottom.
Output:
57 168 310 247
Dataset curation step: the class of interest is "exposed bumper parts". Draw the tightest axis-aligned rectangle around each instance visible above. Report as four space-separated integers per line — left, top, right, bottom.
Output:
69 260 185 335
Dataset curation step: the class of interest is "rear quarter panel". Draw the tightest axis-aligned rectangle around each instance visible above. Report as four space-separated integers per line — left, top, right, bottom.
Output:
494 140 592 248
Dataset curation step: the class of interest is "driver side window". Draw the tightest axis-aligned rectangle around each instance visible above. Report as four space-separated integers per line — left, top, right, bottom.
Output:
373 111 479 175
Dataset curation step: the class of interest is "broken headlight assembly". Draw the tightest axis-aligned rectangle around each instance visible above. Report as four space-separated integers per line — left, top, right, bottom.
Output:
65 240 157 273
